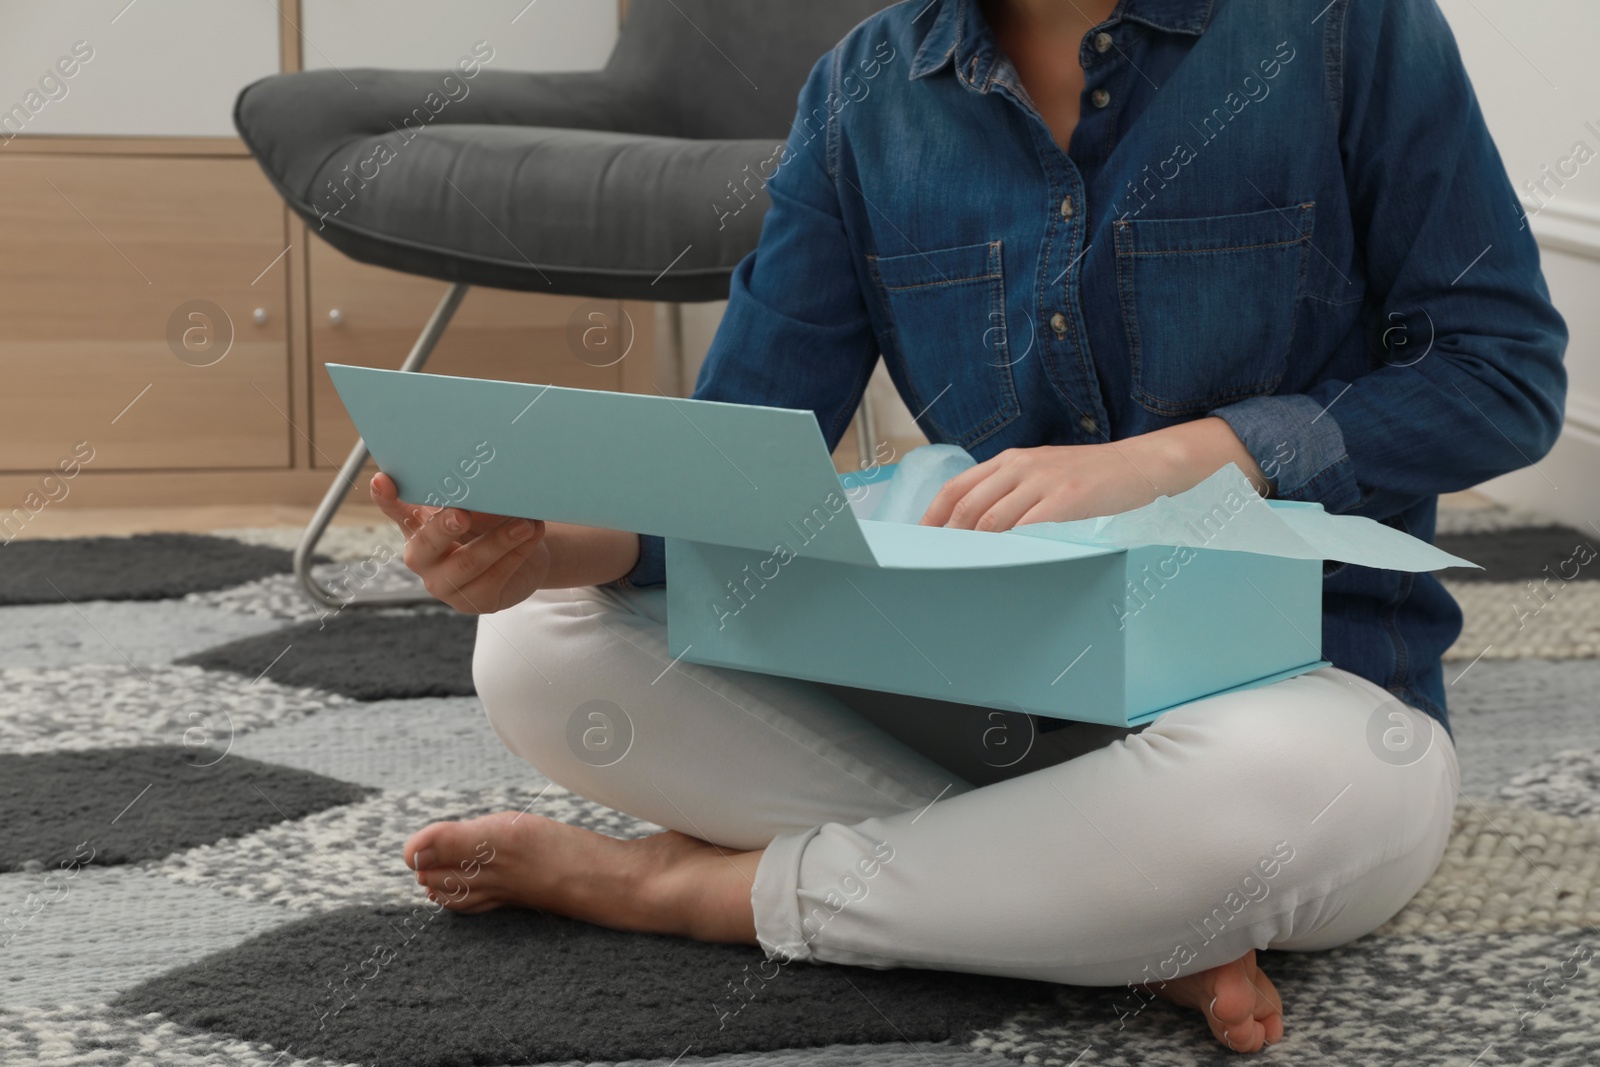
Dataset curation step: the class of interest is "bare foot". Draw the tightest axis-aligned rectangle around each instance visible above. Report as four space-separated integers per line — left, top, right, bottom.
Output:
1144 950 1285 1052
402 811 760 943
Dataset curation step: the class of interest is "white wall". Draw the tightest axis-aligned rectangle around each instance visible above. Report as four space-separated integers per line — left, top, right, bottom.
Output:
0 0 617 139
0 0 280 137
300 0 617 73
1439 0 1600 524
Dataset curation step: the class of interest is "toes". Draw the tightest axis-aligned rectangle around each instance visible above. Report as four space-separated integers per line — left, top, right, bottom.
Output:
418 866 476 903
1237 954 1286 1044
1208 1001 1261 1053
403 823 450 871
1241 956 1284 1019
405 816 505 874
1218 1020 1267 1054
1208 979 1257 1031
1204 952 1285 1054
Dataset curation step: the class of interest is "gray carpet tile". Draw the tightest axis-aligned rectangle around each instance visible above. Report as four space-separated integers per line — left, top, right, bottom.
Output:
0 1005 997 1067
229 695 546 793
0 865 295 1010
488 1048 1002 1067
1443 580 1600 660
1443 658 1600 797
1434 525 1598 583
0 746 375 873
187 564 430 624
616 1044 1002 1067
0 662 348 756
0 1004 347 1067
1435 506 1571 536
1500 749 1600 819
0 599 283 669
0 533 305 606
112 904 1055 1066
971 930 1600 1067
213 524 407 563
152 786 661 913
179 613 478 701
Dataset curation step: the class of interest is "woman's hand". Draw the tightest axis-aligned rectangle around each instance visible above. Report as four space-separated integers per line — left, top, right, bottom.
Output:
370 472 550 614
919 417 1267 531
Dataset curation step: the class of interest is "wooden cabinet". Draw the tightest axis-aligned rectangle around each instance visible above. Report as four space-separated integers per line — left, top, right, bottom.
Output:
308 242 655 466
0 154 292 471
0 1 661 507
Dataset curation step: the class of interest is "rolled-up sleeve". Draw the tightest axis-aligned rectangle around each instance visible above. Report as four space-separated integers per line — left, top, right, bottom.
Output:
619 47 881 589
1210 0 1566 518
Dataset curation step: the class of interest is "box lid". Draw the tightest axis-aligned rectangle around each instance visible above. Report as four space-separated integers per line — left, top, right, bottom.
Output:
329 365 1476 574
329 364 881 564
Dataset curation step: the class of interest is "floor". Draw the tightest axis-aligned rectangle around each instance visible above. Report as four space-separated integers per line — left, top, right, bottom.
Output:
2 488 1598 1066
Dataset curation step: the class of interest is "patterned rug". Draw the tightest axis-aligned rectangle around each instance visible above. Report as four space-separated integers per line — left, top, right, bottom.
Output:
2 505 1598 1067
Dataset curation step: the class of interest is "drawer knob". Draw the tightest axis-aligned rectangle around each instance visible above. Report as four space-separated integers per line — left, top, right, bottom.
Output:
328 308 345 327
253 307 269 325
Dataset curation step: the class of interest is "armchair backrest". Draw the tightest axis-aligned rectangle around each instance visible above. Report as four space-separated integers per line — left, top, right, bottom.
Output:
607 0 895 139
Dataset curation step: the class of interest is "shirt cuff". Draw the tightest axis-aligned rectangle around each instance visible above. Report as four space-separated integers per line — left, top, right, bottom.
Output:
1207 393 1362 513
613 533 666 589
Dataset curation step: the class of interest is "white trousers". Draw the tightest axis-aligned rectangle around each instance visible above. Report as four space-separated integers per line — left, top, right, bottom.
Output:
473 583 1459 987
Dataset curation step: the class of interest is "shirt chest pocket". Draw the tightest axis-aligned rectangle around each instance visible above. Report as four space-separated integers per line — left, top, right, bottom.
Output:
868 240 1021 449
1115 203 1314 417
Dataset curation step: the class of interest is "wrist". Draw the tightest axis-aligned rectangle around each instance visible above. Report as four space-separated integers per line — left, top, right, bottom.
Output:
543 524 641 588
1160 418 1270 498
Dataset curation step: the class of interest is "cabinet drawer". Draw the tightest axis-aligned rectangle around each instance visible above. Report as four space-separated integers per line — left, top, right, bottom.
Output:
309 240 654 464
0 156 292 471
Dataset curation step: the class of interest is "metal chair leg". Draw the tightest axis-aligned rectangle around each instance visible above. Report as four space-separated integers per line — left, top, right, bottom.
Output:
294 283 470 611
856 368 880 470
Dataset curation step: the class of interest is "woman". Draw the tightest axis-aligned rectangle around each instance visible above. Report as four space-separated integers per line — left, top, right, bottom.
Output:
372 0 1566 1052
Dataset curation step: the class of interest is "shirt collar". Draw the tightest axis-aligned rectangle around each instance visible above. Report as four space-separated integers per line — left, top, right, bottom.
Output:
909 0 1214 82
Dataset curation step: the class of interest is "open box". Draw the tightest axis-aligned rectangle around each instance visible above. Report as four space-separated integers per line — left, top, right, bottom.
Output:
329 365 1475 727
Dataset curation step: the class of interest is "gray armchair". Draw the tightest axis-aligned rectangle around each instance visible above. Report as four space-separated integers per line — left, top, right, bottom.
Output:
234 0 888 608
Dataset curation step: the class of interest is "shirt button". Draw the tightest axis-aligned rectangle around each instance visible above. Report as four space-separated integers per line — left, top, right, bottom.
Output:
1059 196 1075 219
1079 415 1099 434
1091 88 1111 109
1050 312 1068 337
1094 32 1114 54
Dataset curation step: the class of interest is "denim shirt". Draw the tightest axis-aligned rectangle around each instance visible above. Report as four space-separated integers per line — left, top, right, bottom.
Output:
623 0 1568 736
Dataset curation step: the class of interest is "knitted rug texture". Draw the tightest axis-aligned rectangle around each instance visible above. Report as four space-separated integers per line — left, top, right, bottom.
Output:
2 503 1597 1067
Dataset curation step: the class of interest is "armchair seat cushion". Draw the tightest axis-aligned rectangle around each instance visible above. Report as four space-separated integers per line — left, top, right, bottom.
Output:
236 69 785 301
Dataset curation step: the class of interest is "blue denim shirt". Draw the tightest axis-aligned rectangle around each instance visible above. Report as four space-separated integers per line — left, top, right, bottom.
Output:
624 0 1568 736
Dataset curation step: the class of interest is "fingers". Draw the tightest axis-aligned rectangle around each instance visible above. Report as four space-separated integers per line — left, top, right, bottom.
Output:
373 472 543 612
370 472 435 539
430 519 543 603
971 489 1041 534
371 472 506 545
1015 502 1063 528
444 533 543 612
918 457 1001 527
408 504 516 571
932 464 1023 531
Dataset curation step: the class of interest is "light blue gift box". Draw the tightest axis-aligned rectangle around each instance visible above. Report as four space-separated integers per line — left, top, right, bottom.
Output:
329 365 1477 727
